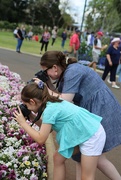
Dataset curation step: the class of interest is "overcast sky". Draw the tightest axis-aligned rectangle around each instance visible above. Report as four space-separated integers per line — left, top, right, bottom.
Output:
60 0 91 27
69 0 90 25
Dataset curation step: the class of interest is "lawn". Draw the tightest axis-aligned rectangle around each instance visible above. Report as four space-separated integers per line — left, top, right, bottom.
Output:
0 31 70 55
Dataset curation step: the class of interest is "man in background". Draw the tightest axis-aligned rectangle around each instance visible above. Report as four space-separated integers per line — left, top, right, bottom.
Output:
51 27 57 46
16 25 24 53
61 29 67 49
13 27 19 38
89 31 107 71
69 29 81 60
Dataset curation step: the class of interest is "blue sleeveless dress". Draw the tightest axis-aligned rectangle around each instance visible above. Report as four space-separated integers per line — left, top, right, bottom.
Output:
58 63 121 152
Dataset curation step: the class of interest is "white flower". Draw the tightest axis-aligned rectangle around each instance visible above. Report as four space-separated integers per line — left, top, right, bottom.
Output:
21 177 28 180
32 161 39 167
6 162 12 166
15 140 22 148
24 168 31 175
0 63 47 179
23 156 29 161
14 164 18 168
0 125 4 133
2 116 8 121
30 174 38 180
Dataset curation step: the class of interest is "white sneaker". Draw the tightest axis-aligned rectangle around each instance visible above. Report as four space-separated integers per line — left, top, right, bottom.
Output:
107 78 111 84
112 85 120 89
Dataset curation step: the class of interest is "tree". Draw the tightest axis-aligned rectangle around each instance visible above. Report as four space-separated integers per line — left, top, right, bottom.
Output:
0 0 73 28
113 0 121 15
85 0 121 32
0 0 28 23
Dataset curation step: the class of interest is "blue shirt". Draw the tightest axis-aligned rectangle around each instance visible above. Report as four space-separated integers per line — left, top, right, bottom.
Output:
42 100 102 158
106 45 121 64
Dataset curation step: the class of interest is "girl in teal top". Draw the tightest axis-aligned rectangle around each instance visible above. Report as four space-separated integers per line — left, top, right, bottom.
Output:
14 81 106 180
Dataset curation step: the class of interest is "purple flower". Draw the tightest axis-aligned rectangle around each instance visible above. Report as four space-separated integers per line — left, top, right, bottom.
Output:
8 170 16 179
0 164 8 170
0 133 5 140
0 63 47 179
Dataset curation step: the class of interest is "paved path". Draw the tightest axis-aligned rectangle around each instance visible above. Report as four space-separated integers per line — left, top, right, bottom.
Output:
0 48 121 180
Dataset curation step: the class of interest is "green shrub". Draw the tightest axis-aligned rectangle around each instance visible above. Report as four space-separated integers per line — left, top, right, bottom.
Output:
78 41 93 61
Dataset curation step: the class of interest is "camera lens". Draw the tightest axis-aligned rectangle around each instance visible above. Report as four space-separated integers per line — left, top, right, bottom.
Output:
19 104 31 117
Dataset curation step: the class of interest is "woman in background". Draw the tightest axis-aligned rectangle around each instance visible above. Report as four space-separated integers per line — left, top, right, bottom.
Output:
40 28 50 53
102 37 121 88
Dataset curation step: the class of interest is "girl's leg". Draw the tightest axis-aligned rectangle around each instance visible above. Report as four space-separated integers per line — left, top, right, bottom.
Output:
81 154 99 180
75 154 121 180
76 162 81 180
53 150 67 180
97 154 121 180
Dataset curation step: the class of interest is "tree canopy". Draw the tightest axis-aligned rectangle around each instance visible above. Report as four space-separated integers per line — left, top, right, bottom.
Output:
0 0 73 28
84 0 121 33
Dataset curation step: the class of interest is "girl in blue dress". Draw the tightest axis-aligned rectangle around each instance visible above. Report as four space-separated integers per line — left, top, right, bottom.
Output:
13 82 106 180
39 50 121 180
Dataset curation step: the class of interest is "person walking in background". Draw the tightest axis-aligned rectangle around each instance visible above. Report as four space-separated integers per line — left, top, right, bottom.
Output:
16 25 24 53
87 31 95 46
40 28 50 54
21 27 27 39
102 37 121 89
89 31 107 71
13 27 19 38
51 27 57 46
39 50 121 180
69 29 81 59
14 82 106 180
34 34 39 42
61 29 67 49
27 30 33 40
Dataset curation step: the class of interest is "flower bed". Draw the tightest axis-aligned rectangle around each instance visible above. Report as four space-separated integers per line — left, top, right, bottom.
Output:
0 63 48 180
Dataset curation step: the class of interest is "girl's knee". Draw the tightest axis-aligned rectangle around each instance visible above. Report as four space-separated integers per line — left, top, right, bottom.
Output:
53 151 66 165
97 154 108 168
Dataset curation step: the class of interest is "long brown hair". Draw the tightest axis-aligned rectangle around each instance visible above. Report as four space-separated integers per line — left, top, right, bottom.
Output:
21 82 62 111
40 51 77 71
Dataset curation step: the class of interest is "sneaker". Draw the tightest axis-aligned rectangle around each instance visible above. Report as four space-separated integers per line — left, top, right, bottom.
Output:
112 85 120 89
107 78 111 84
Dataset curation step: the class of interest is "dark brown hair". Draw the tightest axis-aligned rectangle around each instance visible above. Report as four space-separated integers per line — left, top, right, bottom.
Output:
21 82 62 111
40 51 77 71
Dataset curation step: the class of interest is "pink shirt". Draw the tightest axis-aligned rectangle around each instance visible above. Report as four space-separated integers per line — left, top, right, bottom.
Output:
69 33 80 50
43 32 50 42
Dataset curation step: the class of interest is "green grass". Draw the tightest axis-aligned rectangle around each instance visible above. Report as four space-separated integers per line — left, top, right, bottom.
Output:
0 31 70 55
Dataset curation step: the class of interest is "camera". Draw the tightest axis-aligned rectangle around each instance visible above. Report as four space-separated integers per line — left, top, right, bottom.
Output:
28 70 49 83
19 104 31 119
19 104 43 126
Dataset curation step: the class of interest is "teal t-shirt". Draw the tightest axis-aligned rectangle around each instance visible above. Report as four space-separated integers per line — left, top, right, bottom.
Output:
42 100 102 158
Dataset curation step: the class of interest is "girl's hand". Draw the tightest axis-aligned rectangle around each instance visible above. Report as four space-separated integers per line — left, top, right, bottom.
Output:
33 78 41 84
13 106 26 125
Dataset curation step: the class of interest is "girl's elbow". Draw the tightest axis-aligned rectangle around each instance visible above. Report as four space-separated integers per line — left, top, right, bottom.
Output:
37 139 45 145
37 135 46 145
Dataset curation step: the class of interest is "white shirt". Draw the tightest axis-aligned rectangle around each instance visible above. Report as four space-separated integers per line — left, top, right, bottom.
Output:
13 29 17 35
93 38 102 55
87 34 91 45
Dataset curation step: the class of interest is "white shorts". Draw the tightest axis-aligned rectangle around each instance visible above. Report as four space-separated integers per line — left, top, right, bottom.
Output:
92 51 99 63
79 125 106 156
